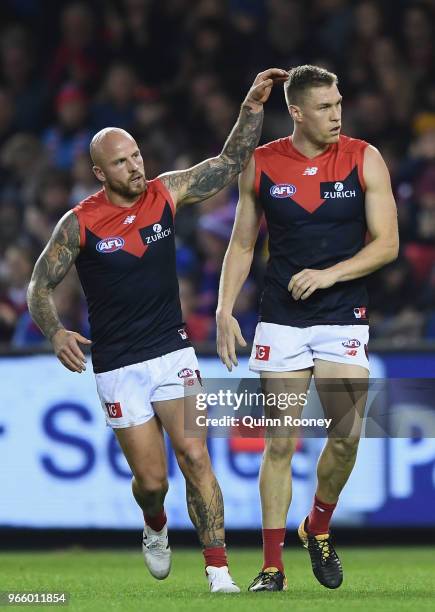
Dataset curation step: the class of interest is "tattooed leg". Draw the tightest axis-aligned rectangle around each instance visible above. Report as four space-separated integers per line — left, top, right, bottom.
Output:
186 476 225 548
153 398 226 547
176 444 225 547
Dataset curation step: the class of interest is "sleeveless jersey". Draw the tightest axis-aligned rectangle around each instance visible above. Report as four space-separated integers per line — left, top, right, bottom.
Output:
254 134 369 327
73 179 190 373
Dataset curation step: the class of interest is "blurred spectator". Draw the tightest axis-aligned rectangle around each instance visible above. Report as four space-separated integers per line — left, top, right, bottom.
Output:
401 3 434 81
49 2 100 89
24 170 72 248
0 26 48 132
179 276 214 343
0 199 23 257
92 63 140 132
70 153 100 205
0 89 15 146
369 257 425 343
0 133 48 206
42 84 91 170
0 244 33 343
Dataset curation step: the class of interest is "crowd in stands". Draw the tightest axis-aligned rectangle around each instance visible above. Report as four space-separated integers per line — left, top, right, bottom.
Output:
0 0 434 350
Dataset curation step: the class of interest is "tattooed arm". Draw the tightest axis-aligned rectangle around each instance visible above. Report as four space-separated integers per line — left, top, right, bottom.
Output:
27 211 91 373
159 68 288 207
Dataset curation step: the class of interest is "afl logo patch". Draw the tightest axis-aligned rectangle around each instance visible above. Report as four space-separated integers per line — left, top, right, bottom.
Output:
96 237 125 253
342 339 361 348
178 368 194 378
270 183 297 198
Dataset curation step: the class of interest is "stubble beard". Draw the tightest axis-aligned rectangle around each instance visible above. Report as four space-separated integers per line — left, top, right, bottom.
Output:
108 177 146 200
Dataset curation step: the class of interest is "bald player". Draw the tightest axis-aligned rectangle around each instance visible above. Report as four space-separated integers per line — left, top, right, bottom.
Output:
27 68 288 593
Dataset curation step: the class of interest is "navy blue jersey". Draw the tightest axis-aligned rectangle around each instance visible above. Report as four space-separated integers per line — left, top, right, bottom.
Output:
73 179 190 373
254 134 369 326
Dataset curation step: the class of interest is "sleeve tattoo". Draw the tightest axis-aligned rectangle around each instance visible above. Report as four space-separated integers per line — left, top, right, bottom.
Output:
27 211 81 340
160 104 263 205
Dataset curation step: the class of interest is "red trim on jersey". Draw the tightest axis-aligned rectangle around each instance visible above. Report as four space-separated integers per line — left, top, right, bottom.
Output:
357 142 369 191
73 208 86 248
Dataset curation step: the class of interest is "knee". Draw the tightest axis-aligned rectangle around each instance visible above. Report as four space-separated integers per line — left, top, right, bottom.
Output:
176 443 211 479
328 438 359 463
264 437 297 463
133 472 168 498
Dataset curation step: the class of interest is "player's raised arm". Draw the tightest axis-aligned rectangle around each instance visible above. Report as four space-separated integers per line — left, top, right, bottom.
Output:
289 145 399 301
159 68 288 207
216 156 263 371
27 210 91 372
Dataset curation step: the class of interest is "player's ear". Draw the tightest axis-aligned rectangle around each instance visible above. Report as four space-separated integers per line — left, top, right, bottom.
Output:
93 165 105 183
289 104 302 123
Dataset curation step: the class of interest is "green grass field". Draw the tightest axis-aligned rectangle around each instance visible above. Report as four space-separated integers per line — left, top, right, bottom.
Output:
1 548 434 611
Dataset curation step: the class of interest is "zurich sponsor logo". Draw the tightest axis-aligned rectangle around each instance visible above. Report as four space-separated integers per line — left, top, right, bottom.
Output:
342 339 361 348
153 223 162 233
96 236 125 253
178 368 194 378
270 183 297 198
334 181 344 191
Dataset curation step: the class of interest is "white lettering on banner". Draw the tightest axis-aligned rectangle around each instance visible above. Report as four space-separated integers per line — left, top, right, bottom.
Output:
389 404 435 497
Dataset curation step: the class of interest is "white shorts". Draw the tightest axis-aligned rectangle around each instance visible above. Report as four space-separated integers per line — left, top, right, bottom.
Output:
95 347 201 428
249 323 369 373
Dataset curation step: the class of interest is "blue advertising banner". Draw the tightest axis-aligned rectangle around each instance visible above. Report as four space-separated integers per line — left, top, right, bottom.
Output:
0 354 434 528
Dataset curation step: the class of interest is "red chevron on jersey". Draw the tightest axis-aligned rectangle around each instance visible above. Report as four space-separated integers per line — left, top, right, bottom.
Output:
73 178 175 258
254 135 367 214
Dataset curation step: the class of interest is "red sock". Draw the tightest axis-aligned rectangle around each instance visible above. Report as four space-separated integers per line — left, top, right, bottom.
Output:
144 509 167 532
307 495 336 535
203 546 228 568
262 528 285 573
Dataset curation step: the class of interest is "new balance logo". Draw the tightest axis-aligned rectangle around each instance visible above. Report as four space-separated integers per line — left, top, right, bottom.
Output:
123 215 136 224
303 167 318 176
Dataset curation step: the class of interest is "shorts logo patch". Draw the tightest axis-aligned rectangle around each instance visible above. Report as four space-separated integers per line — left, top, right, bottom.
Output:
342 339 361 348
178 328 188 340
105 402 123 418
255 345 270 361
353 307 367 319
345 349 358 357
270 183 297 198
96 237 125 253
178 368 194 378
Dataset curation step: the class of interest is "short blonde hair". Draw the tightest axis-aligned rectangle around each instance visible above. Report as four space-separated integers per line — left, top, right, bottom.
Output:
284 65 338 106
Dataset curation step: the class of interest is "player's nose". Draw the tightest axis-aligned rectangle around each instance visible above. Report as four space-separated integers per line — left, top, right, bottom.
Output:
127 158 139 171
